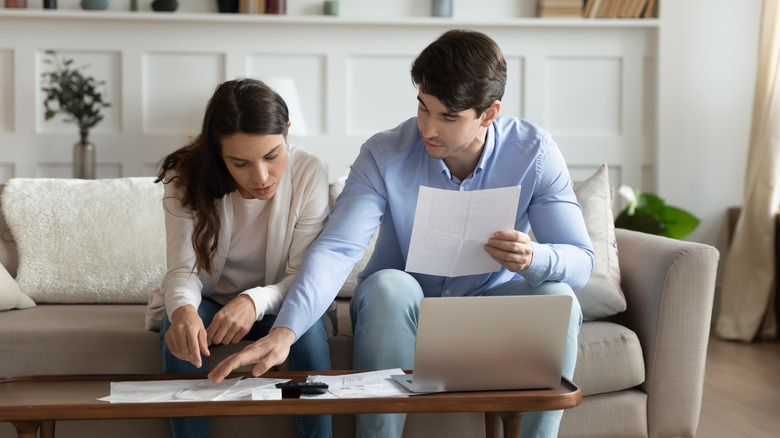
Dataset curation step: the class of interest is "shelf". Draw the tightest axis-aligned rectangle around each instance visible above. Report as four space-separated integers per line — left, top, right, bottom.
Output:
0 9 660 28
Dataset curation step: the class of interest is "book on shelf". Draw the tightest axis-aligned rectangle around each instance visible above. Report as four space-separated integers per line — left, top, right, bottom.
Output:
239 0 265 14
538 0 584 6
643 0 657 18
583 0 597 17
608 0 623 17
584 0 657 19
539 0 658 20
537 0 585 18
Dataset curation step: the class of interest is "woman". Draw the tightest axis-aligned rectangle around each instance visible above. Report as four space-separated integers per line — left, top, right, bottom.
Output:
150 78 332 438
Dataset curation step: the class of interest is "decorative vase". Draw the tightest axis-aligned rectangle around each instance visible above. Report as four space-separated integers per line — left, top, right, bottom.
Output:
431 0 452 17
152 0 178 12
80 0 108 10
44 0 56 9
323 1 338 16
74 139 96 179
217 0 239 13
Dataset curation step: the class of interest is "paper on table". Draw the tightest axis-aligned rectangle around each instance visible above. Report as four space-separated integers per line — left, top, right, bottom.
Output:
99 377 290 403
405 185 521 277
174 377 243 401
301 368 410 399
103 379 198 403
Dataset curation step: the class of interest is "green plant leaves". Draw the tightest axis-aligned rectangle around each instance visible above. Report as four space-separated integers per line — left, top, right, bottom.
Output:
615 208 665 235
658 205 700 240
40 50 111 141
615 192 700 239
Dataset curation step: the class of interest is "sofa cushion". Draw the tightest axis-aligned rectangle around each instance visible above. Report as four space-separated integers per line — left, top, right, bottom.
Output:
0 261 34 312
0 178 166 304
560 389 648 438
573 164 626 320
573 321 645 396
0 304 162 376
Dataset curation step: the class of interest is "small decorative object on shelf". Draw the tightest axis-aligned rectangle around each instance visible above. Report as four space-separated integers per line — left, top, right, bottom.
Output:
130 0 138 12
431 0 452 17
265 0 286 15
152 0 178 12
41 50 111 180
323 0 338 16
217 0 239 13
4 0 27 8
615 185 700 239
43 0 56 9
80 0 108 10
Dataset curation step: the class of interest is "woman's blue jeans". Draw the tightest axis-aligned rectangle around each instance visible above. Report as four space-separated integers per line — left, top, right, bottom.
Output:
350 269 582 438
160 298 332 438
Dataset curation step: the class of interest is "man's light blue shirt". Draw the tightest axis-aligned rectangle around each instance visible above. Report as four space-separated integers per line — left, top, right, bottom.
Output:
274 115 594 339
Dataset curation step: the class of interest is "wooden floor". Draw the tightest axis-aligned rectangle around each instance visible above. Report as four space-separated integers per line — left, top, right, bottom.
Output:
696 335 780 437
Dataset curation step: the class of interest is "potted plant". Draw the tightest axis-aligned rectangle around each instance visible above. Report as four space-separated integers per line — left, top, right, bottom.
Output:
615 185 700 239
41 50 111 179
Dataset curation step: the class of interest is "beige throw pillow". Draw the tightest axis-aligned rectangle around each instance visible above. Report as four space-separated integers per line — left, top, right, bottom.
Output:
573 164 625 320
0 261 35 311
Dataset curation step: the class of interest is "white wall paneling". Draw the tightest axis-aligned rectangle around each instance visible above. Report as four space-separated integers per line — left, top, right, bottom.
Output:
0 49 13 134
0 163 13 182
0 10 658 197
143 52 226 133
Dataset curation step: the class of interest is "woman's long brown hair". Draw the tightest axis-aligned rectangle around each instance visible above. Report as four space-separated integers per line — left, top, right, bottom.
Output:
156 79 290 276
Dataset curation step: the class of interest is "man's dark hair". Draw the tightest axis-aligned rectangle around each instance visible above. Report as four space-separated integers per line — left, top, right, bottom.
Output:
411 29 507 115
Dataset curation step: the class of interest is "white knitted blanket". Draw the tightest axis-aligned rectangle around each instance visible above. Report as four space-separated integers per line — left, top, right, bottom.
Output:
1 177 166 304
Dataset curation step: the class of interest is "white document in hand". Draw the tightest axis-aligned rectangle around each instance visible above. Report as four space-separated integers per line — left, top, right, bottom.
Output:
405 185 521 277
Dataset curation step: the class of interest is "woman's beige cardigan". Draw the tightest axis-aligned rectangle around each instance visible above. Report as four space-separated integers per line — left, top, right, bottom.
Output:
145 144 329 331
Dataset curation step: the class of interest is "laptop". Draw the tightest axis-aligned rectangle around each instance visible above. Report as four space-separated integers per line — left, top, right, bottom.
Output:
391 294 572 393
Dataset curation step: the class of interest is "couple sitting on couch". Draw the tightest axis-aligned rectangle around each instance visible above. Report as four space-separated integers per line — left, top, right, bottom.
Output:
154 29 593 438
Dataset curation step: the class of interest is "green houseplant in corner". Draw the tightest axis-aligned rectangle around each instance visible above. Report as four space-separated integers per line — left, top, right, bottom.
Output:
41 50 111 179
615 185 700 239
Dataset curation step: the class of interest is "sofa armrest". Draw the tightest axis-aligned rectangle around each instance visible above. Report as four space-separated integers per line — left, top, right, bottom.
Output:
611 228 719 438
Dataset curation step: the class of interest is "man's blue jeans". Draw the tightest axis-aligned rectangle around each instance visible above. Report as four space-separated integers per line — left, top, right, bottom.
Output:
350 269 582 438
160 298 333 438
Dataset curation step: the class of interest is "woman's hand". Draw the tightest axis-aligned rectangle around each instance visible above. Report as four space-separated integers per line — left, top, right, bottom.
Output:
165 305 210 368
484 230 534 273
206 294 257 346
208 327 296 383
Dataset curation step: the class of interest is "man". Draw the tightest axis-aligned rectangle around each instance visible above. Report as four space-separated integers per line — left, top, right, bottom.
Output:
210 29 594 438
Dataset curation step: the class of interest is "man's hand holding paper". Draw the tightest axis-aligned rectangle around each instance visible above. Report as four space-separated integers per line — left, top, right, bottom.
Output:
485 229 534 273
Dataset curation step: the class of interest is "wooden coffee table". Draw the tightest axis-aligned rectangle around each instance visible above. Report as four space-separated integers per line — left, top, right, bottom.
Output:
0 371 580 438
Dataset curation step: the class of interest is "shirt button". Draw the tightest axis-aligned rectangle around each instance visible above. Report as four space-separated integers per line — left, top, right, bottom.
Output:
444 290 451 296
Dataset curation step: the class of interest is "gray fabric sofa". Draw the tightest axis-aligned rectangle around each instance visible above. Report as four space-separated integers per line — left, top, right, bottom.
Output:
0 179 719 438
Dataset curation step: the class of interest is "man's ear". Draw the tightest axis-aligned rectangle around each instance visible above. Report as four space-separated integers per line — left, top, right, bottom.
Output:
480 100 501 127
